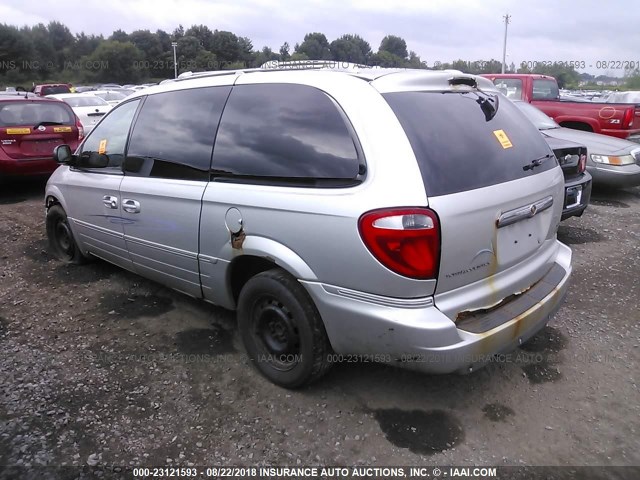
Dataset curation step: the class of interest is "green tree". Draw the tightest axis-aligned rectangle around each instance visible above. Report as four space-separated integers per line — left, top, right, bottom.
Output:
279 42 290 61
210 30 241 64
330 34 372 64
254 46 279 67
185 25 215 50
109 29 129 43
371 50 405 67
379 35 408 60
0 24 33 83
295 33 331 60
83 40 143 83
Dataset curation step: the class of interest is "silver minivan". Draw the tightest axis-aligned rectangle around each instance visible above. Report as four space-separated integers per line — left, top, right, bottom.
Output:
45 67 572 388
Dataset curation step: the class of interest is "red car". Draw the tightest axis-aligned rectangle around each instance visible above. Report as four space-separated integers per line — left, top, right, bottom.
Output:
33 84 72 96
482 74 640 140
0 93 83 179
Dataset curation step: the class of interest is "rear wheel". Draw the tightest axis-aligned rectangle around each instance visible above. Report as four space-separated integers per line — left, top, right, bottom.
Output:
46 205 88 264
238 269 332 388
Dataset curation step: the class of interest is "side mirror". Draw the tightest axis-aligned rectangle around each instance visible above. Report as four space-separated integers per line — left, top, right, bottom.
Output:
77 151 109 168
53 144 73 164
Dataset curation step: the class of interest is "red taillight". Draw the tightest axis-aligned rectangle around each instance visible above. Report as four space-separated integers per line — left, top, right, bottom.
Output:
358 208 440 279
622 107 634 129
76 116 84 141
578 154 587 173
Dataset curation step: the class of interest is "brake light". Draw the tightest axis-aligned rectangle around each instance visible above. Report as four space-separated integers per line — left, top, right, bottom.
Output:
622 107 634 129
358 208 440 279
76 115 84 141
578 154 587 173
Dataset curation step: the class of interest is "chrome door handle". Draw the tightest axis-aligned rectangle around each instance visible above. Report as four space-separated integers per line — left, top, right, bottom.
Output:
102 195 118 209
122 199 141 214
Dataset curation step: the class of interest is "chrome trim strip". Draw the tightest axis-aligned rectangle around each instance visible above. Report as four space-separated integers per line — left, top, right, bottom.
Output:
497 195 553 229
318 283 435 309
124 235 197 260
72 218 124 239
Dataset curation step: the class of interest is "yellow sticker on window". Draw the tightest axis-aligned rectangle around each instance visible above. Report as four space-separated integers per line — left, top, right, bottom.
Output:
6 128 31 135
53 126 72 133
493 129 513 149
98 139 107 154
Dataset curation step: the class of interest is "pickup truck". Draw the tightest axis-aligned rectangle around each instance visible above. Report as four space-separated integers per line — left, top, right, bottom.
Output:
482 74 640 140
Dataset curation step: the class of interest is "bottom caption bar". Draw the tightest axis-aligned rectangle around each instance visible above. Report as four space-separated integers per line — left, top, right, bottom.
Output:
0 465 638 480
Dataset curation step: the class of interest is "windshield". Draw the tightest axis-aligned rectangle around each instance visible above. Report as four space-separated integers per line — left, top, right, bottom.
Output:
64 96 109 107
513 101 559 130
0 102 75 127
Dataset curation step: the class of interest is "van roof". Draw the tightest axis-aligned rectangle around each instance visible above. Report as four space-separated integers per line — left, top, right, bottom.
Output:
127 64 496 99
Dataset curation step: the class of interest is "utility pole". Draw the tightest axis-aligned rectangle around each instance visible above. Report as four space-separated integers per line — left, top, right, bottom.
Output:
502 14 511 74
171 42 178 78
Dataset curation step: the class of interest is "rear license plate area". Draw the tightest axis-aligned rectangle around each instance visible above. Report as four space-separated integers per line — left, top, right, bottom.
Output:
564 186 582 209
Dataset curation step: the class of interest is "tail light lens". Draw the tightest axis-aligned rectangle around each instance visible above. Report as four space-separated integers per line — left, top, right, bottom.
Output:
358 208 440 279
578 154 587 173
76 116 84 141
622 107 634 129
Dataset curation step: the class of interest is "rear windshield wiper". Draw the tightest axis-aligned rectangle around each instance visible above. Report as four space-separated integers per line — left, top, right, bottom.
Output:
33 121 64 129
523 153 555 171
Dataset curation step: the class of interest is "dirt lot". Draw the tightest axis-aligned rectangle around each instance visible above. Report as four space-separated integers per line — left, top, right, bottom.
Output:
0 179 639 476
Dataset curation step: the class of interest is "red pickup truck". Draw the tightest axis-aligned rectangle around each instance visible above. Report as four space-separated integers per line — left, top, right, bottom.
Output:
482 74 640 140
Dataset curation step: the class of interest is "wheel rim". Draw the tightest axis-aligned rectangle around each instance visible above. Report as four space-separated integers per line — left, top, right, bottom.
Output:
55 219 74 258
251 296 300 371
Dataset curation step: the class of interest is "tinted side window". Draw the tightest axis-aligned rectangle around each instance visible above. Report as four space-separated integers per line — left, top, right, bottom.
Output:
384 91 554 197
212 84 361 184
79 99 140 170
125 86 231 181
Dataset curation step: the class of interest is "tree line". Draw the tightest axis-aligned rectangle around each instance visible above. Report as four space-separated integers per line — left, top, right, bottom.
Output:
1 21 637 89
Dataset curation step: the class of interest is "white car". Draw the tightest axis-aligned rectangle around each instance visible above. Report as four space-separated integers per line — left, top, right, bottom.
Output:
46 93 112 135
83 90 128 106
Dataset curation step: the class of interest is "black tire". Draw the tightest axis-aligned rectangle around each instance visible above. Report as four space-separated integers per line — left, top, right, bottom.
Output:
46 205 88 264
238 269 332 388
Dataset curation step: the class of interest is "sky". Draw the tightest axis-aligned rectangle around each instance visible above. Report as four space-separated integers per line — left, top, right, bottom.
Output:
1 0 638 76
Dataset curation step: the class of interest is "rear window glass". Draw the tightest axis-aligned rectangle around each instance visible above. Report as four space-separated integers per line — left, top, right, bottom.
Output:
532 79 560 100
492 78 523 100
41 85 71 95
383 91 555 197
64 96 109 107
0 102 75 127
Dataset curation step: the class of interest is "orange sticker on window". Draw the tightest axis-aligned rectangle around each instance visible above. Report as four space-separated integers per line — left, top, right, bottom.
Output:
53 126 72 133
98 139 107 154
493 129 513 149
6 128 31 134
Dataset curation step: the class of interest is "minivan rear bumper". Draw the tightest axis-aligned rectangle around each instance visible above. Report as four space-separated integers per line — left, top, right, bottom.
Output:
302 241 572 375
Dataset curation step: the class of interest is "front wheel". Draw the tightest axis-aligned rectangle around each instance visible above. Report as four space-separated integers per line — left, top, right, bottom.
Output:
46 205 89 264
237 269 332 388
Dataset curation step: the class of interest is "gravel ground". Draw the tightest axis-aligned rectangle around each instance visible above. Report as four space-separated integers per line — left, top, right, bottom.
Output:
0 179 639 478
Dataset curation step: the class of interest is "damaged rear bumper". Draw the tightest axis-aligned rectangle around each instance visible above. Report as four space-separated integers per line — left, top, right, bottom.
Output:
301 241 572 375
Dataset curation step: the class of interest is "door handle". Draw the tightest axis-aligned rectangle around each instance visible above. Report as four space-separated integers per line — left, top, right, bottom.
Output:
122 199 141 214
102 195 118 209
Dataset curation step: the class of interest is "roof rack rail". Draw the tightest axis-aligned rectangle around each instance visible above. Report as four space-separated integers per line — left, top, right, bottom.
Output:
174 68 259 82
